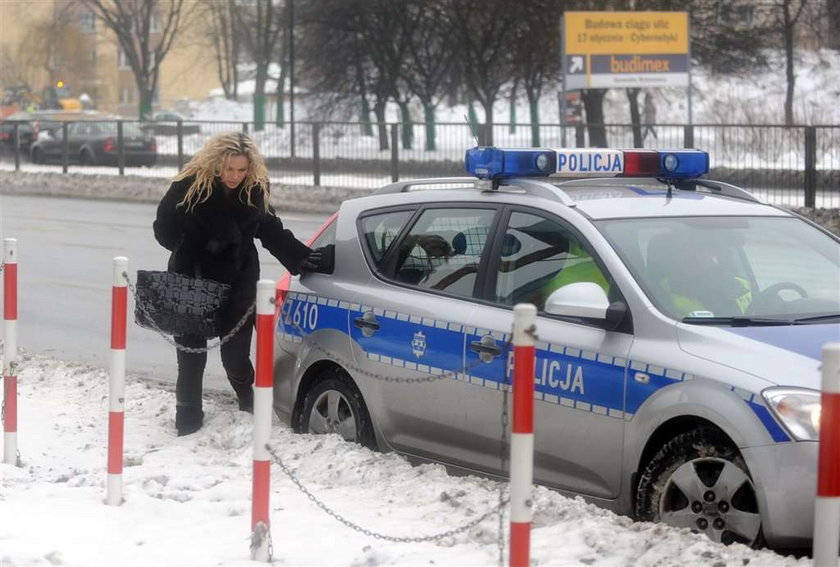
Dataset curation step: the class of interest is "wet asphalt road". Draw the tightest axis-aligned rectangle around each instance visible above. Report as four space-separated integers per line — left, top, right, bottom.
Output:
0 193 326 391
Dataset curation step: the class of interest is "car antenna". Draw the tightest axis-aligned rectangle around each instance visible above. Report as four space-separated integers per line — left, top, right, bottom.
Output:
464 114 481 146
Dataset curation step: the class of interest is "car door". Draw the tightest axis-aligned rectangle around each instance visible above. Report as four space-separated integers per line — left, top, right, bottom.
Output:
463 207 633 499
349 204 501 468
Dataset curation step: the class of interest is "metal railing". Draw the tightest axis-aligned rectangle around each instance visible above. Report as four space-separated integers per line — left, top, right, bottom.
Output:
0 119 837 207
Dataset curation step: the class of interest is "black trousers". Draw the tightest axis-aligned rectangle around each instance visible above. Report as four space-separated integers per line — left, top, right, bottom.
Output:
174 310 256 410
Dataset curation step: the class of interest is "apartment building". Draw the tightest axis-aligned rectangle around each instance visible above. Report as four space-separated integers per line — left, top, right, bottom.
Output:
0 0 220 117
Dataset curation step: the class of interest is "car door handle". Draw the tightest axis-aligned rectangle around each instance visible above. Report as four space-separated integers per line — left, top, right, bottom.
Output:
470 337 501 362
354 313 380 337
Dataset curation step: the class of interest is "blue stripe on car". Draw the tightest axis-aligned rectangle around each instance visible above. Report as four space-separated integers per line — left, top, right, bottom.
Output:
279 294 791 441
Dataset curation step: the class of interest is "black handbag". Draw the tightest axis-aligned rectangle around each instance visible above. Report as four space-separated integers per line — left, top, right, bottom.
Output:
134 270 231 338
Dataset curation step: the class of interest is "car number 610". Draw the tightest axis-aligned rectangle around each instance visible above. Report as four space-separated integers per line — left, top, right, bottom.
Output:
288 300 319 332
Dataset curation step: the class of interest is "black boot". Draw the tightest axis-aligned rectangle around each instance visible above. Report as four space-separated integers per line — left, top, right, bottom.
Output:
176 404 204 436
236 387 254 414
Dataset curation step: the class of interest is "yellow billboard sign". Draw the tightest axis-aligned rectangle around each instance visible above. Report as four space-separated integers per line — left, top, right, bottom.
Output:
565 12 688 56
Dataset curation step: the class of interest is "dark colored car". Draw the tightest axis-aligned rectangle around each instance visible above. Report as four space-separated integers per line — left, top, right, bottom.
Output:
30 121 156 167
140 111 201 136
0 111 60 154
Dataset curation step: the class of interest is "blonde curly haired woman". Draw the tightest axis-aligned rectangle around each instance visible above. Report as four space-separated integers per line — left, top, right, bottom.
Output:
154 132 320 436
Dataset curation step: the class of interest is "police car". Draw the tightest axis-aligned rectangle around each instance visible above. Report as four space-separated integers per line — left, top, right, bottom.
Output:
273 146 840 549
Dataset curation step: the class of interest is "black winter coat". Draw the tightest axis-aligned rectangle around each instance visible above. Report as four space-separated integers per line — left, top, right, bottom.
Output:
153 176 311 329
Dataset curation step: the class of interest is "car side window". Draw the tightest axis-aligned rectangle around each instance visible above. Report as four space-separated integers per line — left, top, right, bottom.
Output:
360 210 413 265
391 207 495 297
68 123 83 136
495 212 609 310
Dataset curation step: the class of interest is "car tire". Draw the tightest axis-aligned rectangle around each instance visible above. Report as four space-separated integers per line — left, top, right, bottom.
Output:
635 428 763 547
31 147 42 164
298 368 375 449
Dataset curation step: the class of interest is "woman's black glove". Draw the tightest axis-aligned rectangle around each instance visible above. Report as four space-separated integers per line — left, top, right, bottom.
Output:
297 249 323 273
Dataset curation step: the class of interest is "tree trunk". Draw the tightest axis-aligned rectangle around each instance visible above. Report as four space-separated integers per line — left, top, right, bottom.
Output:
528 97 540 147
360 96 373 136
626 88 642 148
509 84 517 135
423 102 436 151
398 100 413 150
139 88 153 121
582 89 608 148
276 65 287 127
481 99 494 146
374 100 388 151
253 71 267 131
783 9 796 125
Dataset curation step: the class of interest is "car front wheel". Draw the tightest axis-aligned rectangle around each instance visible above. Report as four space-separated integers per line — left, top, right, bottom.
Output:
635 428 762 547
298 368 375 448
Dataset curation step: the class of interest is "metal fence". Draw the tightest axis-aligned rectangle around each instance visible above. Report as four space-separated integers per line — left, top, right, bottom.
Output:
0 119 837 207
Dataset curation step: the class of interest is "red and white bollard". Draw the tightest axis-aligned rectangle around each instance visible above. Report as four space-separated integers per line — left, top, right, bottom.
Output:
251 279 275 561
814 342 840 567
510 303 536 567
107 256 128 505
3 238 18 466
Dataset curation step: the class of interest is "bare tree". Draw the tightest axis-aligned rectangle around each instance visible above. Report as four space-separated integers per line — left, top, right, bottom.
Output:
450 0 518 145
765 0 810 125
201 0 239 100
81 0 189 119
234 0 285 130
511 0 562 146
399 0 457 151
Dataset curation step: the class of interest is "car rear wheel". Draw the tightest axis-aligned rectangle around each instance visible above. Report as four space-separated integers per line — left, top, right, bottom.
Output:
635 428 762 547
79 149 95 166
298 368 375 448
31 147 42 164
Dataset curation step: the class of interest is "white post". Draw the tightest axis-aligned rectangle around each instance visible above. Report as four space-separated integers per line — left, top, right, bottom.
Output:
3 238 18 466
510 303 537 567
251 279 275 561
814 342 840 566
106 256 128 506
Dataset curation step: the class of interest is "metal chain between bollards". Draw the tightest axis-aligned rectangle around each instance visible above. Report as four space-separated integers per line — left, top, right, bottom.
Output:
267 443 509 544
123 271 255 353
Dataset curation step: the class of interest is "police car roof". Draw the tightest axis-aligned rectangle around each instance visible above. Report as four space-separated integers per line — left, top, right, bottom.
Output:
549 178 789 220
365 176 788 221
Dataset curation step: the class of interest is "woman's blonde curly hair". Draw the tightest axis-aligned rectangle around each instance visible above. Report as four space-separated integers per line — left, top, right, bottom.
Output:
173 131 270 212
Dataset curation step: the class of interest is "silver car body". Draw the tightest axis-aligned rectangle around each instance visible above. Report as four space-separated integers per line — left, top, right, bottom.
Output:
273 176 840 548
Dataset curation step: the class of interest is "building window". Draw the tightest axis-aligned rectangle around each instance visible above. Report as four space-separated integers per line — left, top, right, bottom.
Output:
150 12 161 33
118 49 130 69
120 86 134 104
79 12 95 33
89 49 97 65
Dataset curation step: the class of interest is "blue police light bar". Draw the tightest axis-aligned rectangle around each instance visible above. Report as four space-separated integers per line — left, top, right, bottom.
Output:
464 147 709 180
658 149 710 179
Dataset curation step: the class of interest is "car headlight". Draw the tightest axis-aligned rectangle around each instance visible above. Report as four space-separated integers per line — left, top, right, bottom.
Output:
762 387 821 441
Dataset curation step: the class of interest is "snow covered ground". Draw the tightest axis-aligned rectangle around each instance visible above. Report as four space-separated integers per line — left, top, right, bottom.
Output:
0 352 812 567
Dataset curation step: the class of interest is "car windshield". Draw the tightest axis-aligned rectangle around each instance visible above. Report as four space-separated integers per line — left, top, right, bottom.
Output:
597 216 840 323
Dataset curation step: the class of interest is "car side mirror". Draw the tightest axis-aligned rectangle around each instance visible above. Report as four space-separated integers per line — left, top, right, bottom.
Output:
545 282 626 330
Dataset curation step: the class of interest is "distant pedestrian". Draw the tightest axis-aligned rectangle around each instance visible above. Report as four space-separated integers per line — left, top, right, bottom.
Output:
153 132 322 436
642 92 658 142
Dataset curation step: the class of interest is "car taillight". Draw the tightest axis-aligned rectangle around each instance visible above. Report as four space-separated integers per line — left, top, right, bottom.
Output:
274 212 338 319
104 137 115 152
149 137 157 151
274 273 291 320
0 133 9 140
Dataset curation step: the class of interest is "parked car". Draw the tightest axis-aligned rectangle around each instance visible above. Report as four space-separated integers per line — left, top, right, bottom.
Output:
30 121 156 167
140 111 201 136
0 111 61 154
273 147 840 550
